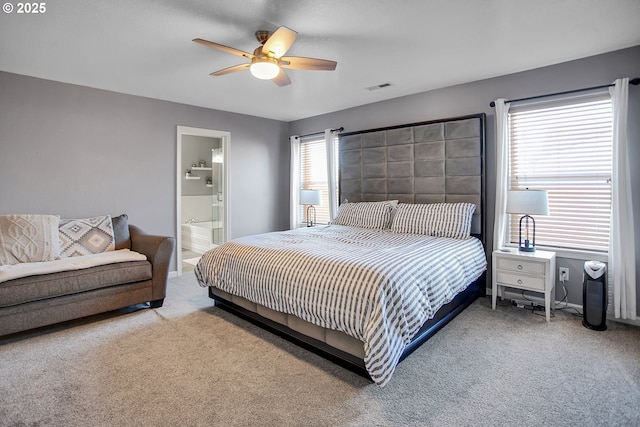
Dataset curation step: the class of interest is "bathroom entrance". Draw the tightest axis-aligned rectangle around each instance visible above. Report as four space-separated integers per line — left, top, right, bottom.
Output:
176 126 230 275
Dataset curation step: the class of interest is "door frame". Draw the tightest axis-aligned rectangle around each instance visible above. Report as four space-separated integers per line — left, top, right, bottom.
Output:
176 126 230 275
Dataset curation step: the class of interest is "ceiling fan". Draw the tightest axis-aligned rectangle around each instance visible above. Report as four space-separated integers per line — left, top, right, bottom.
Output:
193 26 337 87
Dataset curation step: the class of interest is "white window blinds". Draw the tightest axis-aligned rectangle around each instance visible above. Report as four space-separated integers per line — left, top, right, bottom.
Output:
508 94 613 253
299 135 338 225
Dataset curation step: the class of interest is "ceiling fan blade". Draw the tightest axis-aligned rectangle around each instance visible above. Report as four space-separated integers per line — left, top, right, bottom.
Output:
272 68 291 87
280 56 337 71
210 63 250 76
193 38 254 59
262 26 297 58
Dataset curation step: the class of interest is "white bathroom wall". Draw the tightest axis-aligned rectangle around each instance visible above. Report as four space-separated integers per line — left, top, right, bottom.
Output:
181 195 213 223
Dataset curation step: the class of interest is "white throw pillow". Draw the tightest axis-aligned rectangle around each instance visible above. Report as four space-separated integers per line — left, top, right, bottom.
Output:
0 214 61 265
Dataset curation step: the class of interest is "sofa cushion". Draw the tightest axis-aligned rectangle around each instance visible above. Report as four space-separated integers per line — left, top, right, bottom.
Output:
0 260 152 308
59 216 115 257
111 214 131 250
0 214 61 266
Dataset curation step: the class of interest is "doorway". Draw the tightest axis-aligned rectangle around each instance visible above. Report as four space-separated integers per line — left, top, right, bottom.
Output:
176 126 230 275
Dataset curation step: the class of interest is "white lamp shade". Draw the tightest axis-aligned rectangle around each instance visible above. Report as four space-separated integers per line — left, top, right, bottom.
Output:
300 189 322 205
506 190 549 215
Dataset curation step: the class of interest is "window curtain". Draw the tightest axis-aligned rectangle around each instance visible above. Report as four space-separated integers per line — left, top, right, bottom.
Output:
324 128 339 221
492 99 510 250
289 135 301 230
609 78 636 320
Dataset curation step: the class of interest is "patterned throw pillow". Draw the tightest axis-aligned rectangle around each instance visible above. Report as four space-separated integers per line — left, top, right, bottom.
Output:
0 214 61 265
390 202 476 239
58 215 116 257
332 200 398 230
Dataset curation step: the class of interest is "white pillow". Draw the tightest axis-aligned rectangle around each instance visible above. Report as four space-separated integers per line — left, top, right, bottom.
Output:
59 215 115 257
332 201 398 230
391 203 476 239
0 214 61 265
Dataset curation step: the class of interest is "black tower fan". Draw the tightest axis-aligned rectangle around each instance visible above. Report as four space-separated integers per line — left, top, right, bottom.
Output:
582 261 607 331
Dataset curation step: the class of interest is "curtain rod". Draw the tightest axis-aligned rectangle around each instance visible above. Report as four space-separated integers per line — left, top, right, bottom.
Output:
295 127 344 139
489 77 640 107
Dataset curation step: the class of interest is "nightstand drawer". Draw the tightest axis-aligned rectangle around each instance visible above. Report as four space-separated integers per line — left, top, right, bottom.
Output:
492 249 556 322
496 258 545 275
496 271 545 291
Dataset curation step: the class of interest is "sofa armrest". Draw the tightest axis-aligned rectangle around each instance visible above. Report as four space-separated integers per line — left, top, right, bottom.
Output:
129 224 175 303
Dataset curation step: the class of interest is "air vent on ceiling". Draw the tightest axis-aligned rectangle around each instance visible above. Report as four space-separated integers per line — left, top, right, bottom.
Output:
367 83 392 91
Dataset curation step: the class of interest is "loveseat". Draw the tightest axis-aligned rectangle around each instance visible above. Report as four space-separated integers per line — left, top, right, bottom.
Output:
0 214 174 337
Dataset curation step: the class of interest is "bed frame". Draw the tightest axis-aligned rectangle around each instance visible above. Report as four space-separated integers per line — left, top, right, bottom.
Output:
209 113 487 379
209 273 484 377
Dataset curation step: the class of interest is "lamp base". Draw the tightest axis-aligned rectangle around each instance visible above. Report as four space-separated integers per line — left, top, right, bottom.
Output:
306 205 316 227
519 239 535 252
518 216 536 252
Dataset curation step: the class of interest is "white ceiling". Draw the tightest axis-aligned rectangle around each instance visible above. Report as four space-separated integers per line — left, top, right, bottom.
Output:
1 0 639 122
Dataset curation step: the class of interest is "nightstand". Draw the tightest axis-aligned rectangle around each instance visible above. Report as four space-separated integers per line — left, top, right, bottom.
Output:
492 249 557 322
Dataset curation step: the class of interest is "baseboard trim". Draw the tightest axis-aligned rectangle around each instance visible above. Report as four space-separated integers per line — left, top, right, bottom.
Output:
609 316 640 327
499 290 640 327
500 290 582 314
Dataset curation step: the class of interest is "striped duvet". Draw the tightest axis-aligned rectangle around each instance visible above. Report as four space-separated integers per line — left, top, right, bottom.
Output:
195 224 486 386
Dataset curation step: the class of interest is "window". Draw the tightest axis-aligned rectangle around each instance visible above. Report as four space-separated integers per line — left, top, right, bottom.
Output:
299 135 338 225
508 94 612 253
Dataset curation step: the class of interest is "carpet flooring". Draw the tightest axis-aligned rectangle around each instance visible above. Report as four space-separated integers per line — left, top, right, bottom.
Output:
1 272 639 426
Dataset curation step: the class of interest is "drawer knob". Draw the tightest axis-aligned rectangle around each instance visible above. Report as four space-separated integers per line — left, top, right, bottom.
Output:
517 264 523 270
517 279 523 284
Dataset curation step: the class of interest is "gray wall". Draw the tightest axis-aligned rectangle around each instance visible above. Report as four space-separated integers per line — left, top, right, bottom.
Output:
289 45 640 312
0 71 290 270
1 45 638 311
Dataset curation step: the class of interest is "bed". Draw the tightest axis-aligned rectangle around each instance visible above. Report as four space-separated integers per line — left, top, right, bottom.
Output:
195 114 487 386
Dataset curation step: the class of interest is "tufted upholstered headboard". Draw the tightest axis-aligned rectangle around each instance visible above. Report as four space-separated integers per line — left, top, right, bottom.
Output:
338 114 485 240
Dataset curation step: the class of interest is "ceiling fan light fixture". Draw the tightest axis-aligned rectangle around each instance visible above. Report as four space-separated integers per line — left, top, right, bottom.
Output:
194 26 336 87
250 59 280 80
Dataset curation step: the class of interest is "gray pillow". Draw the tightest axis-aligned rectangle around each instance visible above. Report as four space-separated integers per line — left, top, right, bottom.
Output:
111 214 131 250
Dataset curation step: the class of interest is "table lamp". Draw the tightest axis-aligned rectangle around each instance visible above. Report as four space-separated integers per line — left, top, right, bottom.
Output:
300 189 322 227
506 189 549 252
